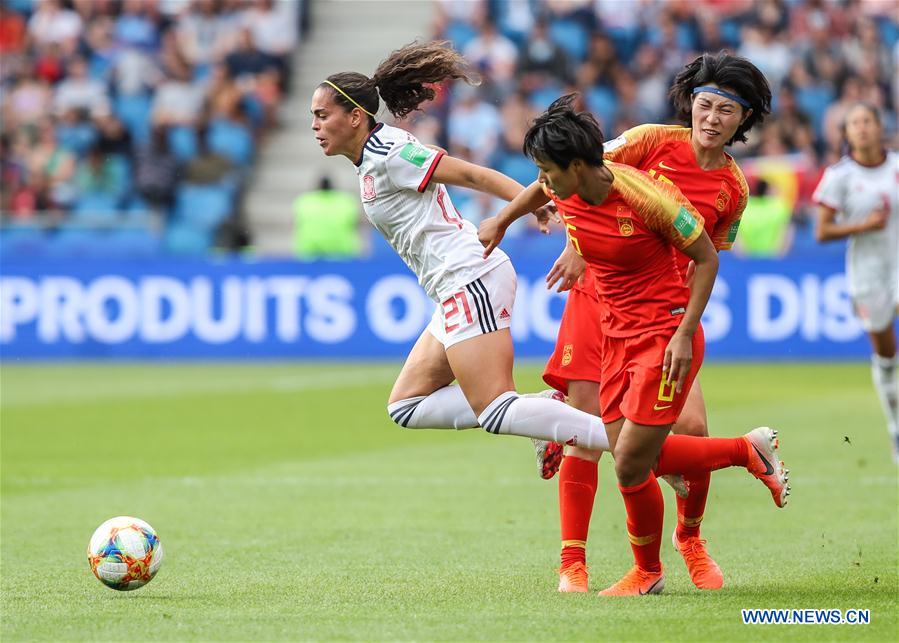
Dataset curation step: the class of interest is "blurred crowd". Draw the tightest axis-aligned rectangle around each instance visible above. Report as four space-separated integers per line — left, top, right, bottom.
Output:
414 0 897 243
0 0 303 247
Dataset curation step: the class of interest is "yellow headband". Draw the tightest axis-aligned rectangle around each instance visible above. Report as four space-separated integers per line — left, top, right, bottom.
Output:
323 80 377 117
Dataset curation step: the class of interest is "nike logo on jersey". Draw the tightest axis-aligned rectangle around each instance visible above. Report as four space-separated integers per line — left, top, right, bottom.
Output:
561 214 576 220
752 444 775 475
658 161 676 171
653 404 672 411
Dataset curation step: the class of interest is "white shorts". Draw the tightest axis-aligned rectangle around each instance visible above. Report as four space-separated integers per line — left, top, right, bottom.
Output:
852 288 898 333
427 260 516 349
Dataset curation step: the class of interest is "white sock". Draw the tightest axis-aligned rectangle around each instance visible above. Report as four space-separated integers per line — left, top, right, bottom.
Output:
477 391 609 451
387 385 478 430
871 353 899 436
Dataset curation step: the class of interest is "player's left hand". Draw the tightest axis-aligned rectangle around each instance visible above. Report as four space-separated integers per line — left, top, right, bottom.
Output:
534 202 561 234
663 330 693 393
546 242 586 292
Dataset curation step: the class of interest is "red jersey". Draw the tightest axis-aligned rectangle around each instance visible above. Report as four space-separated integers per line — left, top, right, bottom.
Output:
546 162 705 338
604 124 749 274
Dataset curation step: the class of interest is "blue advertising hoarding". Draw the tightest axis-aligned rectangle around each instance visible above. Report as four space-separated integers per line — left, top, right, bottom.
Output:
0 252 871 360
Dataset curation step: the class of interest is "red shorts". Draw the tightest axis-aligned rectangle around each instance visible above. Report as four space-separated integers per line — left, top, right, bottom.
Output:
543 285 604 394
599 325 705 426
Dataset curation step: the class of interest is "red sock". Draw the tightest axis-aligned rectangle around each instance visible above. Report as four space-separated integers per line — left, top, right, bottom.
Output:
619 474 663 573
559 455 598 568
654 434 748 477
676 471 710 539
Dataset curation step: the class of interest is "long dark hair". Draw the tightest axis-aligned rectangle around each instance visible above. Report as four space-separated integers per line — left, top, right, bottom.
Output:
320 41 479 127
523 94 605 169
668 51 771 145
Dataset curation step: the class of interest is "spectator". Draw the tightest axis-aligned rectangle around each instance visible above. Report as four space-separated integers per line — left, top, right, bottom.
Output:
178 0 234 73
463 17 518 94
0 3 27 55
27 118 76 209
292 176 363 259
54 56 111 119
114 0 160 50
225 26 278 83
73 145 128 208
446 82 501 164
184 123 235 185
518 19 572 91
134 125 180 213
2 63 53 130
241 0 297 79
27 0 83 56
152 67 204 127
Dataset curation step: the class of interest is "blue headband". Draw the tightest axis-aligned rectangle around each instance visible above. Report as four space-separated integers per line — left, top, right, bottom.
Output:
692 86 750 108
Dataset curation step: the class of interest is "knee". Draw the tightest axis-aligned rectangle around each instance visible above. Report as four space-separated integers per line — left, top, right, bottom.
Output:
674 413 707 437
614 451 651 487
565 446 602 462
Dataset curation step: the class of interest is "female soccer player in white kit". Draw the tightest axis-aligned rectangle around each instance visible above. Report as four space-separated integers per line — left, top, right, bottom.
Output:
309 41 610 451
813 102 899 462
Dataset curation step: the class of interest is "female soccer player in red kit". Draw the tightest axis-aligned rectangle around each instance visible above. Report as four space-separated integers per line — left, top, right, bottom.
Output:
479 95 789 596
538 53 774 592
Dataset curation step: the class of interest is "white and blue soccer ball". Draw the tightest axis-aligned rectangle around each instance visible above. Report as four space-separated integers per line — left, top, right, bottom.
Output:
87 516 163 591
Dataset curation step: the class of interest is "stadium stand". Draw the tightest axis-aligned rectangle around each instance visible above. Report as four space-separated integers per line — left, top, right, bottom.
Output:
1 0 896 260
0 0 304 257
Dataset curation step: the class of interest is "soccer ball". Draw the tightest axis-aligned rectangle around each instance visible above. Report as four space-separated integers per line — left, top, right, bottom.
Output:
87 516 164 591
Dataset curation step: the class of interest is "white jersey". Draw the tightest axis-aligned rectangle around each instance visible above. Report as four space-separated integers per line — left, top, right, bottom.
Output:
355 123 509 301
812 150 899 296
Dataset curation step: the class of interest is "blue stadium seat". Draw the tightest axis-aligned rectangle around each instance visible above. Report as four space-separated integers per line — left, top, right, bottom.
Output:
444 20 478 51
164 222 214 255
107 228 161 257
498 153 537 188
56 122 99 156
585 86 618 130
114 94 152 145
529 84 564 111
173 184 233 229
168 125 199 162
208 120 253 166
548 19 589 61
71 193 122 220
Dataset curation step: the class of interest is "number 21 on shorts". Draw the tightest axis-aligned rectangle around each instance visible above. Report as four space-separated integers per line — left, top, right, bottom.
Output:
443 291 473 333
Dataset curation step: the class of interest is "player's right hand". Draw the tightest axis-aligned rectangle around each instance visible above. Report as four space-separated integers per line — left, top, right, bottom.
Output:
546 242 586 292
864 207 889 231
478 216 506 258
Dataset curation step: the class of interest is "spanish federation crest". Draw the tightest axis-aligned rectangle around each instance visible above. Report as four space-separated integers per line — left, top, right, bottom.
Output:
362 174 376 201
561 343 574 366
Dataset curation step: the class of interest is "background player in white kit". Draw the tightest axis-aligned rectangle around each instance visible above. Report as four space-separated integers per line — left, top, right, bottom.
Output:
309 41 610 452
813 103 899 462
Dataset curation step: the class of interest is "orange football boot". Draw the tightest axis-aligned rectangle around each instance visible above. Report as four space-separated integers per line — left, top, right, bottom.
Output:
598 566 665 596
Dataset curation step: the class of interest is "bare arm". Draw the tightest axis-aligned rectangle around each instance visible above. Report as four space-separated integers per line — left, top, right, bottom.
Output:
815 203 888 242
430 155 524 202
477 181 552 257
664 230 719 392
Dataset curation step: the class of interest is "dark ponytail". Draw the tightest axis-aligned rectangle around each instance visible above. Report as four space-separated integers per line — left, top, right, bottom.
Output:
320 41 479 126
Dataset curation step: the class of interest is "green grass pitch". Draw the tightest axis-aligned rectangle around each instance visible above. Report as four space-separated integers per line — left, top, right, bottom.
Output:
2 362 897 641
